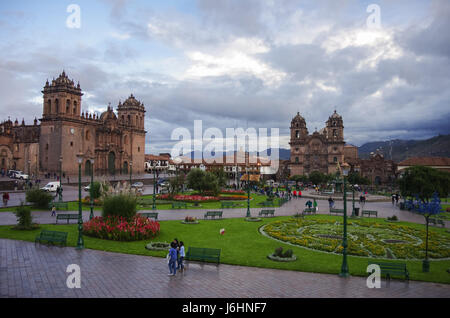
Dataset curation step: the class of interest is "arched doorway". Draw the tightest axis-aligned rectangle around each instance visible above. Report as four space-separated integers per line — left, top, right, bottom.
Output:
374 176 381 186
108 152 115 175
123 161 128 174
85 160 92 176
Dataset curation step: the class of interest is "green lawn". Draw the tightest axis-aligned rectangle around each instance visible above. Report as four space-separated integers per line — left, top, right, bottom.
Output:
1 214 449 284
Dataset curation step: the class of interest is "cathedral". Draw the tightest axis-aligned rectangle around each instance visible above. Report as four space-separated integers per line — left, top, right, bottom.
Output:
289 111 348 176
0 71 146 177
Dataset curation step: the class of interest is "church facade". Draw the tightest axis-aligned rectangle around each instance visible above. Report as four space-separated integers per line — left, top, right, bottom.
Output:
289 111 345 176
0 71 146 177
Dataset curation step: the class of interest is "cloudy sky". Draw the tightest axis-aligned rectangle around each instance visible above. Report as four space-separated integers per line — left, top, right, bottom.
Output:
0 0 449 154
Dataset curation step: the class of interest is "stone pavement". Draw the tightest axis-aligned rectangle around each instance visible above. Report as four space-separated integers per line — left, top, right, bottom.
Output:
1 239 449 298
0 196 444 227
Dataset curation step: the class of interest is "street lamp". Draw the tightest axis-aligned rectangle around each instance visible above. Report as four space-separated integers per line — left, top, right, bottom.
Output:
246 164 251 218
129 161 133 186
76 153 84 250
58 156 63 202
339 162 350 278
89 157 95 220
152 161 157 210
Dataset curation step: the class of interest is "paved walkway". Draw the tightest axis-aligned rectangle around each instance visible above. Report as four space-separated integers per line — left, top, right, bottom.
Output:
1 239 449 298
0 196 444 227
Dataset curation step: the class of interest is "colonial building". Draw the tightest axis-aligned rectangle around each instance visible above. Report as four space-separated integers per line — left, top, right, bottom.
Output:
289 111 345 176
397 157 450 173
0 71 146 177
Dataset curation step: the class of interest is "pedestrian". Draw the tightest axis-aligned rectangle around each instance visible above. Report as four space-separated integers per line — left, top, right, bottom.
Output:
313 198 318 212
51 205 56 217
177 241 185 271
395 194 400 205
305 200 313 209
168 242 178 276
298 189 302 197
293 189 297 198
2 192 9 207
392 194 395 205
328 197 334 209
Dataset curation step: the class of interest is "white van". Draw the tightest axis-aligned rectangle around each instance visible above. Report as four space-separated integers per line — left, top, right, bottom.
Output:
41 182 61 192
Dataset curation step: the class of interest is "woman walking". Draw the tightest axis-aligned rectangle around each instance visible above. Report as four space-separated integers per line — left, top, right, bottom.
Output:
177 241 185 272
168 242 178 276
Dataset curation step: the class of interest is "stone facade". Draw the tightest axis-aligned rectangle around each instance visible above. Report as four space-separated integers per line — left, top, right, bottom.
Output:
0 71 146 177
289 111 345 176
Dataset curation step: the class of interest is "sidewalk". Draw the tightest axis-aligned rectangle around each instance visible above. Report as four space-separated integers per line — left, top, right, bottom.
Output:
1 239 449 298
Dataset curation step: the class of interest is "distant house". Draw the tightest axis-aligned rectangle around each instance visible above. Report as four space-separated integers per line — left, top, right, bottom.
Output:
397 157 450 173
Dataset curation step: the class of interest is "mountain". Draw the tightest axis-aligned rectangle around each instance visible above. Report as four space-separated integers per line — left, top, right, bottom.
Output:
358 134 450 162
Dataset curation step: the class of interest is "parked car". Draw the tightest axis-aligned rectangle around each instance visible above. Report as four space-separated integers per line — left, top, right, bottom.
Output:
131 182 144 188
8 170 22 179
41 182 61 192
15 172 29 180
84 184 91 192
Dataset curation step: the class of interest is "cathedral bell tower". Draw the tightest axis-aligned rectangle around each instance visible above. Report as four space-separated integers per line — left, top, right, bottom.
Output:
326 110 344 142
289 112 308 176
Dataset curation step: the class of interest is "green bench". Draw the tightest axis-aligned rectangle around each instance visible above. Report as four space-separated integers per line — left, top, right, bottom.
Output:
258 209 275 217
185 247 221 265
429 218 445 227
204 211 223 219
321 191 334 195
220 201 239 208
56 213 79 224
140 212 158 220
35 230 68 247
49 202 69 211
302 208 316 216
172 202 188 209
368 261 409 281
362 210 378 218
260 200 275 207
329 208 344 215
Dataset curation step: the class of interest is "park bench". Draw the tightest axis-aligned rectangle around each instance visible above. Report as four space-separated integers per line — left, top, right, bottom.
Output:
140 212 158 220
362 210 378 218
258 209 275 217
302 208 316 216
48 202 69 211
220 201 239 208
56 213 79 224
260 200 275 207
429 218 445 227
185 246 221 265
204 211 223 220
35 230 68 247
172 202 187 209
329 208 344 215
321 191 334 195
368 261 409 281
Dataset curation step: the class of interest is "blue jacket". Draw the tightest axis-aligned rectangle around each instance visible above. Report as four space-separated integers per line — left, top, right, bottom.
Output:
169 247 177 261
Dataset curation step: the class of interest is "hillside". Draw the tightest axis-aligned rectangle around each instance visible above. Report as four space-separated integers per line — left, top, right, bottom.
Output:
358 134 450 162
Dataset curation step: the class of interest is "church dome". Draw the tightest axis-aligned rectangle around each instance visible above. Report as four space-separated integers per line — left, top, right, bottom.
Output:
330 110 342 119
291 112 306 127
100 106 117 121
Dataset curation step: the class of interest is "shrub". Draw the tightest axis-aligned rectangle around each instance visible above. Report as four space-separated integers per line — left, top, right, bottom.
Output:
13 204 38 230
90 181 102 199
273 247 293 258
184 216 197 222
102 194 137 220
25 188 53 209
83 215 160 241
283 249 293 258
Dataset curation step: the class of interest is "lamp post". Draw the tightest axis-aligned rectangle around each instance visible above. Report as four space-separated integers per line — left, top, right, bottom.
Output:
129 162 133 186
76 153 84 250
351 185 356 218
339 162 350 278
246 164 251 218
58 156 63 202
152 161 157 210
89 157 95 220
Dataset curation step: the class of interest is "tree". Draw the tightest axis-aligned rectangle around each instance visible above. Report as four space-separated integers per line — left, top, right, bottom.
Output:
289 175 307 188
210 167 227 188
309 171 325 186
186 168 220 196
347 172 370 185
397 166 450 272
169 174 185 197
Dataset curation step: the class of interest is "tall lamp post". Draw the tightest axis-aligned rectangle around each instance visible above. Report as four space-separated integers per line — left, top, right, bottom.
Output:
76 153 84 250
339 162 350 278
129 162 133 186
89 157 95 220
246 164 251 218
58 156 63 202
152 161 157 210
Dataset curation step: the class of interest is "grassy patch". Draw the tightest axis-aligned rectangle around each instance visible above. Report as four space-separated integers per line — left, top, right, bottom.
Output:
0 215 449 284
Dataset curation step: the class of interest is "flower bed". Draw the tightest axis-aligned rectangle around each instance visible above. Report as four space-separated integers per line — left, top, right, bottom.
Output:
145 242 170 251
181 216 199 224
262 218 450 260
221 189 246 195
157 193 247 202
83 215 160 241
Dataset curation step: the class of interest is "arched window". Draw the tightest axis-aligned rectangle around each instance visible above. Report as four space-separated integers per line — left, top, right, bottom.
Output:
55 99 59 113
333 157 337 163
86 130 90 141
66 100 70 113
295 157 299 163
73 101 77 115
47 99 51 114
127 115 131 124
295 130 300 138
333 129 337 137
